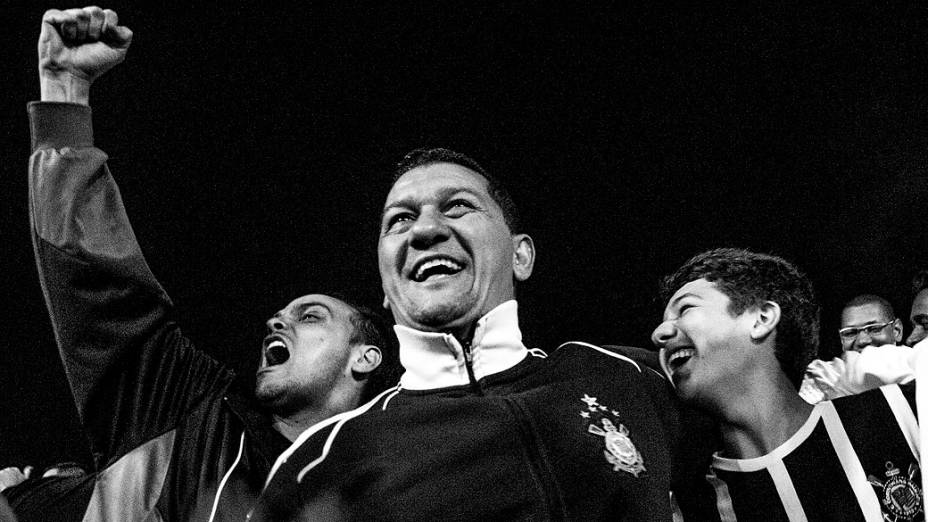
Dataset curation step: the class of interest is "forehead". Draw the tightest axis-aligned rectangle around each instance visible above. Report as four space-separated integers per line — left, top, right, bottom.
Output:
841 303 891 325
278 294 354 321
386 162 493 205
665 278 727 308
670 278 724 301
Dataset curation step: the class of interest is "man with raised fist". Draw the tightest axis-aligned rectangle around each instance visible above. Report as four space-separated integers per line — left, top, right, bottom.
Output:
27 7 399 521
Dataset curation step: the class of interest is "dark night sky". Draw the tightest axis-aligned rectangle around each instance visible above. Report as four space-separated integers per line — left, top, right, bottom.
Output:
2 3 927 469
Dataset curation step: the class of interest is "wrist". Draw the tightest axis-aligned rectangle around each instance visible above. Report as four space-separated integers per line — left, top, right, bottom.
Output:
39 69 90 105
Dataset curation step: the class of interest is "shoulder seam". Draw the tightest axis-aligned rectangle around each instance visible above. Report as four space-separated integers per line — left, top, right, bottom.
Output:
556 341 642 373
263 384 401 488
295 386 401 483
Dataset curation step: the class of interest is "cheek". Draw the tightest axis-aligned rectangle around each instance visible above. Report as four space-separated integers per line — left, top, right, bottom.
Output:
377 243 394 271
479 238 516 271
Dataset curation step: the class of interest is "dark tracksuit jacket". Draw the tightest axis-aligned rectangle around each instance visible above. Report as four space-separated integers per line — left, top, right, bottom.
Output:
251 301 716 521
28 102 290 521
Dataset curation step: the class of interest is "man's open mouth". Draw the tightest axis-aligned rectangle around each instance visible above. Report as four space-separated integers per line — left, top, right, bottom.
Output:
263 335 290 367
666 347 695 373
411 256 464 282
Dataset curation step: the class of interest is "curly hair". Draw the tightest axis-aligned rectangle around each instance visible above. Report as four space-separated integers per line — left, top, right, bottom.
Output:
394 147 522 234
659 248 820 388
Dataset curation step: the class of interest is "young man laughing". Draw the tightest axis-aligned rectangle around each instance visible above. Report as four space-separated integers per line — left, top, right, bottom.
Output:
653 248 923 521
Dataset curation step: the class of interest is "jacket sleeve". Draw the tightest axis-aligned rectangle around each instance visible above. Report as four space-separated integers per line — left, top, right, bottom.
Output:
27 102 234 470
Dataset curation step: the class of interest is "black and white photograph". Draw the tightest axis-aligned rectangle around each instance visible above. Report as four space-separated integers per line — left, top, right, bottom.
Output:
2 3 927 520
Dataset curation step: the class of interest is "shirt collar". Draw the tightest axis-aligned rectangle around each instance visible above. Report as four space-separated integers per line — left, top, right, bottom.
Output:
395 300 528 390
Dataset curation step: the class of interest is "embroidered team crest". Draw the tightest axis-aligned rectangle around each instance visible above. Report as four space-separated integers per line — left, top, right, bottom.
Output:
867 461 923 522
579 394 645 477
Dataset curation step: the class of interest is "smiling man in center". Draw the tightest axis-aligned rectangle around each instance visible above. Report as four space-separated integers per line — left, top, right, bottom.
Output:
378 157 534 339
251 148 714 521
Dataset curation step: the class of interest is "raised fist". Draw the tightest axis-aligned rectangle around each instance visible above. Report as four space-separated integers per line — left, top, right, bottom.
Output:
39 7 132 102
0 466 32 493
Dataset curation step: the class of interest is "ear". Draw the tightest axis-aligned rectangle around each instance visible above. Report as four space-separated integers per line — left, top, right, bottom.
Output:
749 301 781 342
351 345 382 375
511 234 536 282
892 317 904 344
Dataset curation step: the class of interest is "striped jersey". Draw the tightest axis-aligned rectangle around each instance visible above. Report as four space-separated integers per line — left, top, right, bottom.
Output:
707 383 921 522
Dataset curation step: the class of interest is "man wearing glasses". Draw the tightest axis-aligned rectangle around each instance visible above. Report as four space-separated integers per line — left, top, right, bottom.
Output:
801 294 917 403
838 294 903 352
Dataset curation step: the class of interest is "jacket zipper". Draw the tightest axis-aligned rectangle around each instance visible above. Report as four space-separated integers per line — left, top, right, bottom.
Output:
460 340 484 396
505 398 568 520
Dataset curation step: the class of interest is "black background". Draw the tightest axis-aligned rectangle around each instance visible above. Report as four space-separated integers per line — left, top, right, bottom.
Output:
2 3 927 470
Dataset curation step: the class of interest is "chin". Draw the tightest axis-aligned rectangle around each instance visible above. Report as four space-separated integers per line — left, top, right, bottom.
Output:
671 379 698 403
417 307 468 330
406 299 475 329
254 384 275 405
255 378 286 405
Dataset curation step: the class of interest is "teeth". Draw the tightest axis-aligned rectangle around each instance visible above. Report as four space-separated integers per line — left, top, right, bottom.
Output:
414 258 462 280
265 339 290 366
668 348 695 365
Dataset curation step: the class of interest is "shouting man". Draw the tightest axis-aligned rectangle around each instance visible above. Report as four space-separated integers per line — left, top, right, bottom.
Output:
27 7 399 521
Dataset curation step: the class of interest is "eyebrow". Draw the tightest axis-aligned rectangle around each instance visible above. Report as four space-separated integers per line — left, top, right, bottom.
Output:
276 301 334 319
662 292 699 321
381 186 483 220
669 292 699 308
841 319 892 328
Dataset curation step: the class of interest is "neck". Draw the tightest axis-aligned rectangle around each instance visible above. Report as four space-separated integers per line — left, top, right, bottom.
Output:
716 372 813 459
408 319 477 345
446 324 476 347
270 389 362 442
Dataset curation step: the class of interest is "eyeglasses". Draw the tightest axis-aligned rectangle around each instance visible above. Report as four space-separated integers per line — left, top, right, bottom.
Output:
838 320 895 341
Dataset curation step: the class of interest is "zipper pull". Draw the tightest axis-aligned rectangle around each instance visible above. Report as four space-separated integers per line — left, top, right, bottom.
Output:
462 339 474 365
460 339 483 395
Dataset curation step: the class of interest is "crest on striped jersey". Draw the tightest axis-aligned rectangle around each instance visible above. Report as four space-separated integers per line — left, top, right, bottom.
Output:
867 461 922 522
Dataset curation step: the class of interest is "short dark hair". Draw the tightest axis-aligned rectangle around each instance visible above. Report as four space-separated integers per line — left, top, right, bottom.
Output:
659 248 820 388
842 294 895 320
394 147 522 233
340 299 402 403
912 270 928 297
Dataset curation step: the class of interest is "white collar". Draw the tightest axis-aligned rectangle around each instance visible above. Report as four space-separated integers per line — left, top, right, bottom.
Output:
395 300 529 390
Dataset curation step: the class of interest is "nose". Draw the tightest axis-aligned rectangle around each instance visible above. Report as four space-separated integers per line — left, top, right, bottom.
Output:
409 208 450 249
651 320 677 349
266 315 286 332
853 331 873 350
906 327 926 347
